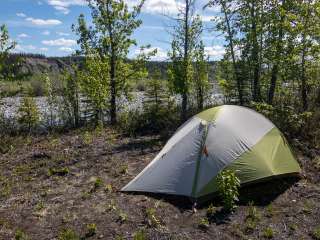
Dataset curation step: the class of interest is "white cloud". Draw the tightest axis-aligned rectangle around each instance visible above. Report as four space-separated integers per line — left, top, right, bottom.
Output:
204 45 225 59
42 30 51 35
16 12 26 18
134 47 168 61
39 47 49 51
201 15 213 22
15 44 37 51
57 32 70 36
47 0 86 14
26 17 62 26
59 47 74 52
42 38 76 47
17 33 29 38
126 0 183 15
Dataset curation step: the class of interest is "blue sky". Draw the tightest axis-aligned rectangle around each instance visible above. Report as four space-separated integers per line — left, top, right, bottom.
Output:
1 0 225 60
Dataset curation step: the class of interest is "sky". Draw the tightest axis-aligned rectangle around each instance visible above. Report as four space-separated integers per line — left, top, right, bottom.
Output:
0 0 226 60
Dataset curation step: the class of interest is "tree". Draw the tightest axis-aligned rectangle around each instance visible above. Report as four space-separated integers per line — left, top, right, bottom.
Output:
0 25 16 82
73 0 145 124
18 97 40 133
205 0 244 104
193 41 210 111
168 0 203 121
78 55 110 124
61 67 81 128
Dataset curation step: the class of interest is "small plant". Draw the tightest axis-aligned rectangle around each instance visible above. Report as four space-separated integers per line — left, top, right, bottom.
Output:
48 167 69 176
289 223 297 235
119 164 128 175
118 211 128 223
91 177 103 192
244 202 260 234
146 207 161 228
263 227 274 239
312 226 320 240
206 203 216 218
217 169 240 211
58 228 79 240
115 235 125 240
198 217 210 230
106 199 117 212
247 201 260 221
85 223 97 237
133 229 146 240
82 131 93 145
104 184 113 193
265 204 274 218
15 229 29 240
35 201 45 211
313 157 320 170
244 218 257 234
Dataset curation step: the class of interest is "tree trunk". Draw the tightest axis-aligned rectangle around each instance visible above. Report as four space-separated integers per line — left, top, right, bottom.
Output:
198 86 204 111
251 1 261 102
181 92 188 121
222 2 243 105
110 53 117 124
181 0 190 122
301 40 308 111
268 0 285 105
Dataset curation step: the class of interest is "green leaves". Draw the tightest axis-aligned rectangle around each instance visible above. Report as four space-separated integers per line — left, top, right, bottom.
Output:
73 0 146 123
217 169 241 211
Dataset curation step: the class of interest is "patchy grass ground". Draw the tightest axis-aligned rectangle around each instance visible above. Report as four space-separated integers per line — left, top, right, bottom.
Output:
0 128 319 240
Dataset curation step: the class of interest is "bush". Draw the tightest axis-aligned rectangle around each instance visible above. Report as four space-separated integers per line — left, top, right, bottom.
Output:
251 102 313 139
217 169 240 211
118 106 180 137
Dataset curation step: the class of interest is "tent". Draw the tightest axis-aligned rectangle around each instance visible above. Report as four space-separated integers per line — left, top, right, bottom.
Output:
122 105 301 200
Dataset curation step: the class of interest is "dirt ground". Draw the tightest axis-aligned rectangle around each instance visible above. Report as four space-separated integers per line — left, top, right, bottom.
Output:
0 128 319 240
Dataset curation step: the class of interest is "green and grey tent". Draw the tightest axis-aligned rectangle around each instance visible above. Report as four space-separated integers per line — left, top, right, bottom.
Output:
122 105 301 199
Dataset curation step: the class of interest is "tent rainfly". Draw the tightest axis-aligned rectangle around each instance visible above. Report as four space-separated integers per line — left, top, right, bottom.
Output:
122 105 301 200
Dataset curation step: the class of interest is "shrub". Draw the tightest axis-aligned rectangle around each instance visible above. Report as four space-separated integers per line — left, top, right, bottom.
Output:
217 169 240 211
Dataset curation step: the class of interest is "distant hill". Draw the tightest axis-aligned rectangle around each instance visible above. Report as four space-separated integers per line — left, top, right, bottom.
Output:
8 53 217 81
